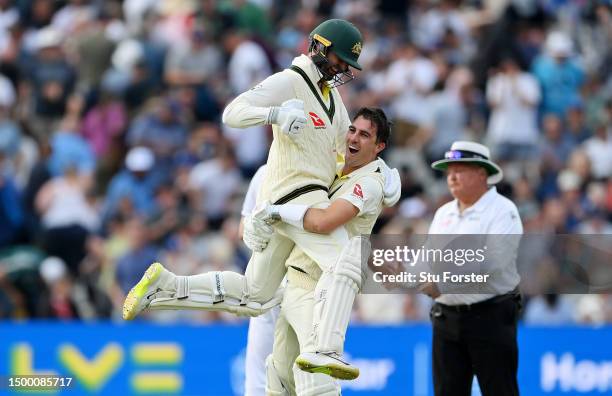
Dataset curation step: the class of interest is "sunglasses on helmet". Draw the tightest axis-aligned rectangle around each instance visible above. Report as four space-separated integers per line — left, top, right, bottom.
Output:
444 150 488 160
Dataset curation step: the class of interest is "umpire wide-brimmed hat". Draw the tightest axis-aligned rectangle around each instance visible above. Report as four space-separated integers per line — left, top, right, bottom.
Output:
431 141 503 184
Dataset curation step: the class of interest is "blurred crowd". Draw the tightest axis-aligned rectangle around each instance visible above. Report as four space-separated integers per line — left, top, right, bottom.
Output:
0 0 611 324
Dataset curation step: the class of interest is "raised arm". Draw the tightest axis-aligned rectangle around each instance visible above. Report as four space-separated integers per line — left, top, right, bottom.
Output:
222 72 295 128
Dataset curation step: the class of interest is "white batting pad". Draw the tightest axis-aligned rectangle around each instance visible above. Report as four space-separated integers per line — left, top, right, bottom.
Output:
149 271 283 317
313 236 370 353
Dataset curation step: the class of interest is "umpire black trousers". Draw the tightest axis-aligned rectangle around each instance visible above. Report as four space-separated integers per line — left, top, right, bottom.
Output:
431 296 521 396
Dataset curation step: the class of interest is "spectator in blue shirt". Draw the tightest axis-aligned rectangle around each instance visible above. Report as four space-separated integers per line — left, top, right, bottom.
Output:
48 129 95 178
102 146 160 225
46 93 95 178
24 27 76 122
532 31 585 116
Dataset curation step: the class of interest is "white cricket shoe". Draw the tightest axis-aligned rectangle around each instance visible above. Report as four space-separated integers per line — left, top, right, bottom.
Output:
123 262 168 320
294 351 359 380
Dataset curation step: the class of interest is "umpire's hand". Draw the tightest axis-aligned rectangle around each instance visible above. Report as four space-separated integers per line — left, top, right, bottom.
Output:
418 282 441 299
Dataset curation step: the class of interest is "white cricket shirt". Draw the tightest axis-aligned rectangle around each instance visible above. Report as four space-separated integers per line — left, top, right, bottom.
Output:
429 187 523 305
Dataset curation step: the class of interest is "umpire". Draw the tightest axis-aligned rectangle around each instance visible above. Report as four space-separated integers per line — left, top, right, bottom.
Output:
426 141 523 396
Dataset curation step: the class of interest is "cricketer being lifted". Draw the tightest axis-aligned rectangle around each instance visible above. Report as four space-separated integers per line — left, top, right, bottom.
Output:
122 19 401 381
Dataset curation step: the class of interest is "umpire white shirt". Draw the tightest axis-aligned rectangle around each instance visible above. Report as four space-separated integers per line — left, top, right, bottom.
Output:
429 187 523 306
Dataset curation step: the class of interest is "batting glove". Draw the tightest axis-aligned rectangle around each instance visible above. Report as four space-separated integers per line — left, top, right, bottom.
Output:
243 214 274 252
378 158 402 207
267 99 307 137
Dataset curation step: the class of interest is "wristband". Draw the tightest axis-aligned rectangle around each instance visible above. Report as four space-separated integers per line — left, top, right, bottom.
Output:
270 203 309 229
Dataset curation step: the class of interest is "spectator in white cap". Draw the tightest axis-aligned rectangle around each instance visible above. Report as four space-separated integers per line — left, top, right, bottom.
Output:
37 255 99 319
23 26 76 138
36 256 78 319
425 140 523 396
102 146 161 224
532 30 584 116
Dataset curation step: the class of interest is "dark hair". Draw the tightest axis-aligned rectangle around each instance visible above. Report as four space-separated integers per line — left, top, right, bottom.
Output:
353 107 391 145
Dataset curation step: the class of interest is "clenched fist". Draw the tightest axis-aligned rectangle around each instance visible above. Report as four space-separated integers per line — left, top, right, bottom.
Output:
268 99 307 138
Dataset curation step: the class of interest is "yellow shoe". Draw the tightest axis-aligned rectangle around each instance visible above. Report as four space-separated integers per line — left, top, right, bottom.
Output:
123 262 164 320
295 352 359 380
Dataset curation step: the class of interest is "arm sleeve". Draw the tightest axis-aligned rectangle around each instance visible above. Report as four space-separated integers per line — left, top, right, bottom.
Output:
221 71 296 128
337 176 383 215
241 165 267 217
